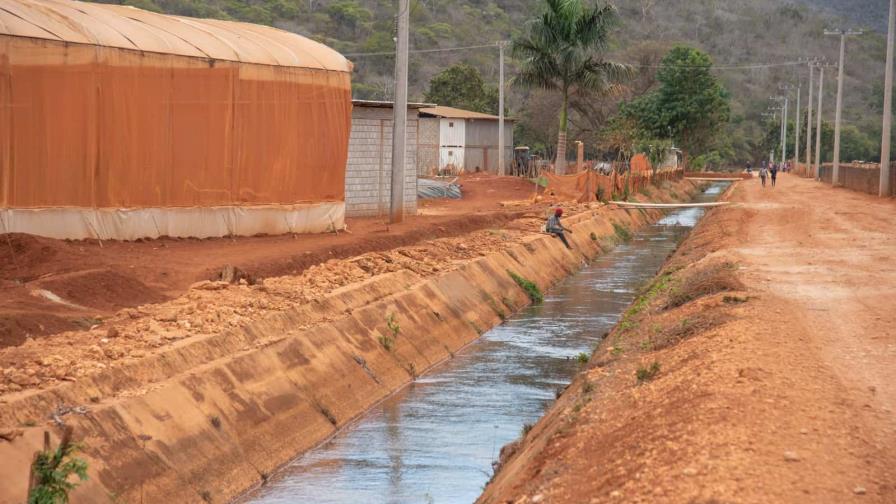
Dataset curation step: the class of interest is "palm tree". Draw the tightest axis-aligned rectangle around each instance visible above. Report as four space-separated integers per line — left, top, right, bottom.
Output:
513 0 630 174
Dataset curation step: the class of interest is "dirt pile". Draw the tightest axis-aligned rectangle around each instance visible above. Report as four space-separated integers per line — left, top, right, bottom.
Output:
480 175 896 503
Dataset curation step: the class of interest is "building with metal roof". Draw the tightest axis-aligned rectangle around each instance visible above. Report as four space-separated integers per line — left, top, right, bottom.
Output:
0 0 352 240
418 106 514 175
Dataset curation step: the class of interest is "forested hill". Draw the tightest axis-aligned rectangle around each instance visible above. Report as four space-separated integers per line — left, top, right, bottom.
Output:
799 0 887 32
92 0 890 163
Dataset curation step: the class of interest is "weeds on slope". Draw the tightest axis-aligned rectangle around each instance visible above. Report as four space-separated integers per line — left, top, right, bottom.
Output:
508 271 544 304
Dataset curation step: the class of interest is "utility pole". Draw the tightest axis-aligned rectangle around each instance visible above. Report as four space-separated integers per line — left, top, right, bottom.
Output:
815 64 827 180
770 96 786 164
497 41 508 176
795 85 801 168
389 0 409 223
825 28 863 186
779 84 796 166
881 0 895 197
806 59 817 174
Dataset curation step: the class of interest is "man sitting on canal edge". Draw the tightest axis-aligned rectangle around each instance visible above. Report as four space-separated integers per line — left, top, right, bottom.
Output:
546 208 573 249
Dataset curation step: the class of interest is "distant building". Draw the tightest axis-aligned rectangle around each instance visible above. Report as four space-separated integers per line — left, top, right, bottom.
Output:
418 106 514 175
345 101 428 217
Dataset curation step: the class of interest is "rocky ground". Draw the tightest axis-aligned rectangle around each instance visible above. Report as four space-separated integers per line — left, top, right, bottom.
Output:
480 174 896 503
0 174 542 348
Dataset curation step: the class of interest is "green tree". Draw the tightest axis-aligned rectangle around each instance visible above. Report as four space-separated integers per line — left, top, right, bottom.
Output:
512 0 629 174
625 46 730 168
423 64 499 114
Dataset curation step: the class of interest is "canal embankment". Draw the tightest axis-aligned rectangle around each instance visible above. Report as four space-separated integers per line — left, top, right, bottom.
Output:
0 179 699 504
479 175 896 504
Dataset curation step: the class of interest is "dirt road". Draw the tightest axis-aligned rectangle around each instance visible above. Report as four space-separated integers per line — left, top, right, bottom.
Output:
481 174 896 503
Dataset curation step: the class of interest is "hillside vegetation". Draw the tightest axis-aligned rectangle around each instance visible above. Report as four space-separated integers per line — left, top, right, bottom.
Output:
93 0 891 164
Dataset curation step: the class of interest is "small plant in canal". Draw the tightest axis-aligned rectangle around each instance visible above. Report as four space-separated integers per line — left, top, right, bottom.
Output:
589 231 598 241
636 361 661 383
575 352 590 365
209 415 222 430
612 223 632 242
521 423 534 437
507 270 544 304
28 427 89 504
378 333 394 352
386 313 401 337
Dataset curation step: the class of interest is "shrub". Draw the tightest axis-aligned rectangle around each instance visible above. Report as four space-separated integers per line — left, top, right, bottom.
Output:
28 429 88 504
575 352 590 365
636 361 661 383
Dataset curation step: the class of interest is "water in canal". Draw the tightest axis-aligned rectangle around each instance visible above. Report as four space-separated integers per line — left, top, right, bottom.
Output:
245 183 727 504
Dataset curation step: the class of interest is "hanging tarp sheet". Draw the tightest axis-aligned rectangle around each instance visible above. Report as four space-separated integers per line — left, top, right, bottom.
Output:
0 202 344 240
0 0 353 239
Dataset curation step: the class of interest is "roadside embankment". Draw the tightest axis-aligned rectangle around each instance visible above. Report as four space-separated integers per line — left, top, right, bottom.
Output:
0 179 699 504
479 175 896 503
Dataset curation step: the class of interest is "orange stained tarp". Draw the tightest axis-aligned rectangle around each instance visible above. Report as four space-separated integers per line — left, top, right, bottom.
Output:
0 2 353 209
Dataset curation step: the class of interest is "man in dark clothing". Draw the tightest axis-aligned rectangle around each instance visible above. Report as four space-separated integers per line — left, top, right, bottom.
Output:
770 163 779 187
547 208 573 249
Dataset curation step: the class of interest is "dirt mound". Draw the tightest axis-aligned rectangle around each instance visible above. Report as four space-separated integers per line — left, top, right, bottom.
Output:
34 269 168 311
0 233 73 282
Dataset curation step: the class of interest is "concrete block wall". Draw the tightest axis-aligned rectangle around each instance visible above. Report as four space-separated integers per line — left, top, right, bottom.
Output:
345 106 418 217
417 117 440 176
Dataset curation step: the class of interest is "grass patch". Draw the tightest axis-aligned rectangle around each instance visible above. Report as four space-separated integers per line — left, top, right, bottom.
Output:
639 186 652 197
378 333 394 351
575 352 590 365
508 271 544 304
581 378 594 394
636 361 661 383
665 262 743 309
485 295 507 320
521 423 534 436
589 231 598 241
612 223 632 242
209 415 222 430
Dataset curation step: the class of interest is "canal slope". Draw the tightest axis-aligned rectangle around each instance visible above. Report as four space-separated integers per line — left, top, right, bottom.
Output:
242 184 724 504
479 174 896 504
0 180 699 504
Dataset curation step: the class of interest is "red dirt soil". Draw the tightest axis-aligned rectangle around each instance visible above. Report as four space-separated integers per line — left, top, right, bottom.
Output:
0 174 545 348
480 174 896 504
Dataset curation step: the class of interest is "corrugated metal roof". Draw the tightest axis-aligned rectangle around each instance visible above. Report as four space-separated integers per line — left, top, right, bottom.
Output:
0 0 351 71
419 105 513 121
352 100 435 109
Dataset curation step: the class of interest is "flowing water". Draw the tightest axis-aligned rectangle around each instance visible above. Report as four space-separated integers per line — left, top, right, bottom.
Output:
245 183 727 504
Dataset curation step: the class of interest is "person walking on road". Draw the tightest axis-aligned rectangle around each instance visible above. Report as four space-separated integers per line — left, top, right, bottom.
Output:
770 163 779 187
759 165 768 187
546 208 573 249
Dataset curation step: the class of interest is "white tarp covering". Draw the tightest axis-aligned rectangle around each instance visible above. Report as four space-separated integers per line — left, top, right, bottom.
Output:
0 202 345 241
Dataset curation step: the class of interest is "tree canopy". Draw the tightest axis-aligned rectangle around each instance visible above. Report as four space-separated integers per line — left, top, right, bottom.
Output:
423 64 499 114
512 0 628 173
623 46 730 165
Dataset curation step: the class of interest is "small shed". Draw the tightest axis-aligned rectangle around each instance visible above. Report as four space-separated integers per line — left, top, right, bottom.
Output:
418 106 514 175
345 100 429 217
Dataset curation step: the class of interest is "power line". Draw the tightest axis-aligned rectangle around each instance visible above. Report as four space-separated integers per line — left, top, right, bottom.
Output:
344 43 497 57
344 43 807 70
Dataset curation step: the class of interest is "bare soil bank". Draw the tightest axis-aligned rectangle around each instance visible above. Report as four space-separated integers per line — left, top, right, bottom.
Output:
0 174 540 348
479 175 896 504
0 179 699 504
